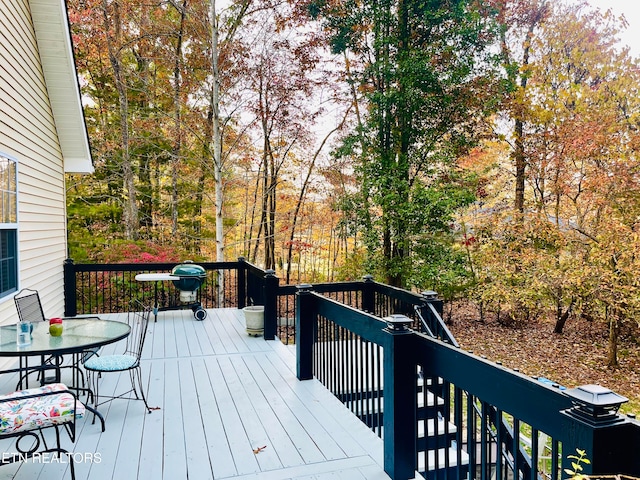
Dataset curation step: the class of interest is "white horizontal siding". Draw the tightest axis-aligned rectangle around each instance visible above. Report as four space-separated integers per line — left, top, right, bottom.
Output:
0 0 68 322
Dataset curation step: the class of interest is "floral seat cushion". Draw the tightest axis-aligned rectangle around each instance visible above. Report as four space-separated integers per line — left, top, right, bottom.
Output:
84 354 137 372
0 383 84 435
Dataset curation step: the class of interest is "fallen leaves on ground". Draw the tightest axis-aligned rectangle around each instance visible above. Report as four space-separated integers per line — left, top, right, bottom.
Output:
447 302 640 414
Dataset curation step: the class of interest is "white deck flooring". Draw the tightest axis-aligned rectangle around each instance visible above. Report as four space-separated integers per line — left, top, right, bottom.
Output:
0 308 392 480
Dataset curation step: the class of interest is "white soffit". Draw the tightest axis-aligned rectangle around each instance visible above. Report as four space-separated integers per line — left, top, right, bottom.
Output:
29 0 94 174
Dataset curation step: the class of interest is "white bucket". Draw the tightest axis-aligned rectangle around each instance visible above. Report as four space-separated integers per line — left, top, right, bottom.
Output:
243 306 264 337
180 290 197 302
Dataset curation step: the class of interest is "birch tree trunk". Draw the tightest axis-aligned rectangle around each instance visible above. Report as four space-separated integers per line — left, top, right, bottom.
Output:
210 0 225 303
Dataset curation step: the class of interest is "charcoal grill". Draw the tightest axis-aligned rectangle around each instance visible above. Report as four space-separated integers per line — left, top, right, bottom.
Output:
134 261 208 321
170 261 207 320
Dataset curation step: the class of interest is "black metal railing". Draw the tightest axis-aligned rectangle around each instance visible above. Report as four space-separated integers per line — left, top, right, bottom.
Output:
294 286 640 480
64 258 256 316
65 258 455 346
63 258 640 480
273 276 455 345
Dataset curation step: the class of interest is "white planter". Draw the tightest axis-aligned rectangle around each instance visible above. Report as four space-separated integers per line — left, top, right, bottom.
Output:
243 306 264 337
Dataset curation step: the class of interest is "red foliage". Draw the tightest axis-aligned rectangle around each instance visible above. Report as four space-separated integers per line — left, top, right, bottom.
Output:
99 241 186 264
462 235 476 246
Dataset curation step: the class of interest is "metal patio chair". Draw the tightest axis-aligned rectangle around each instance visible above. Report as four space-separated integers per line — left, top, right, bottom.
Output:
0 383 84 479
13 289 99 390
83 302 153 413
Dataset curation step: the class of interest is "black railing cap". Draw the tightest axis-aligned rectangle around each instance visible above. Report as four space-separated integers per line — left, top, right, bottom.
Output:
566 384 628 409
421 290 438 299
564 384 628 425
384 314 412 332
296 284 313 292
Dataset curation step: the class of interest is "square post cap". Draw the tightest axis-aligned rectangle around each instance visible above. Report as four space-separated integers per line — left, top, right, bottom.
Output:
565 384 628 425
384 314 412 333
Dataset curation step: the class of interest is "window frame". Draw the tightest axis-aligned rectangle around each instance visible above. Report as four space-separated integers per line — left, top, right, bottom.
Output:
0 152 19 300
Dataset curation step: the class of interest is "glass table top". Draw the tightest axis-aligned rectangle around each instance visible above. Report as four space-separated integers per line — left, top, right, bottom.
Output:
0 318 131 356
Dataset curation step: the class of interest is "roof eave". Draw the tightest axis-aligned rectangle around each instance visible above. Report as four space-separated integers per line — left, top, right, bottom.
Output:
29 0 94 174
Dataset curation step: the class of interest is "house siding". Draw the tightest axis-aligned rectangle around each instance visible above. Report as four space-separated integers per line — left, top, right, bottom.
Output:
0 0 69 322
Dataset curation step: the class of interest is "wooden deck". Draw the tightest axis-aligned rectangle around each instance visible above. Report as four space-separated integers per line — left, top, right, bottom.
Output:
0 308 393 480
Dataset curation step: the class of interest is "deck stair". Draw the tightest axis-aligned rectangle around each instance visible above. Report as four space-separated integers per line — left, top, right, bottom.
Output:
327 347 470 480
415 380 470 480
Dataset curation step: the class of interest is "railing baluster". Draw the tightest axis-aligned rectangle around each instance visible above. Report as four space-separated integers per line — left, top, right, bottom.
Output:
480 401 488 480
513 417 520 479
441 380 448 480
531 427 540 480
551 438 559 480
358 338 365 428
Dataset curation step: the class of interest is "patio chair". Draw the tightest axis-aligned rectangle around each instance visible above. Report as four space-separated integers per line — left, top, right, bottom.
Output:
13 289 99 389
0 383 84 480
83 303 152 413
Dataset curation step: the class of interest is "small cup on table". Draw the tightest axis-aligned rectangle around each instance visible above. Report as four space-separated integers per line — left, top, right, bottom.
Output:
16 321 32 346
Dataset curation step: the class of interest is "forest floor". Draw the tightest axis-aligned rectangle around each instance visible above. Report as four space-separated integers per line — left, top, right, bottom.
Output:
446 302 640 414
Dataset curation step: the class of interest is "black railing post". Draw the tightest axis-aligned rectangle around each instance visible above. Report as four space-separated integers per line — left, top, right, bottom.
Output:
237 257 247 309
383 314 416 480
263 269 279 340
362 274 375 313
561 384 640 476
296 284 315 381
63 258 77 317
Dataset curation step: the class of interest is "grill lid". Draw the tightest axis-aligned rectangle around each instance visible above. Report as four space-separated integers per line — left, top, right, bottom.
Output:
171 261 206 278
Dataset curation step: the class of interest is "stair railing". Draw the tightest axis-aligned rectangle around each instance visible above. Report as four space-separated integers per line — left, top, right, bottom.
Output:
295 285 640 480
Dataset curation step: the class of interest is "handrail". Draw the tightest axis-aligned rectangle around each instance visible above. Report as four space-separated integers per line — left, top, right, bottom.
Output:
64 259 640 479
295 289 640 480
414 302 459 347
415 304 435 338
64 258 247 316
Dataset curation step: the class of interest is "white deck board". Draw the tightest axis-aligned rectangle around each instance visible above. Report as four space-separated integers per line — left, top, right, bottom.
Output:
0 308 397 480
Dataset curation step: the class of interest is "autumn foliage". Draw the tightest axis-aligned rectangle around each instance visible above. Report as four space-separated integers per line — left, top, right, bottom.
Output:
64 0 640 369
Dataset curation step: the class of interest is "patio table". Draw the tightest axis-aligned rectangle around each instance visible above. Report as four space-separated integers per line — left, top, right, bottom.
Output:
0 317 131 358
0 318 130 362
0 318 130 430
0 318 130 384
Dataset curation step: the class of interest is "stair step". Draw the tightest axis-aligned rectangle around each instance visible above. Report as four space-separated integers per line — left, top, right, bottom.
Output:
418 446 470 471
417 418 458 451
353 416 458 438
418 418 457 438
346 390 444 416
417 374 444 388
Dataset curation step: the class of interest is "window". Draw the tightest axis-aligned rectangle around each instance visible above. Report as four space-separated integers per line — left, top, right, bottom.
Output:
0 154 17 299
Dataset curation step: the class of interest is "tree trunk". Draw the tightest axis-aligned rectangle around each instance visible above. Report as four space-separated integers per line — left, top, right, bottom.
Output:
210 0 225 302
171 1 187 237
607 316 618 367
553 298 574 334
248 167 262 263
511 6 548 214
514 118 526 214
285 116 347 283
101 0 139 239
266 154 276 270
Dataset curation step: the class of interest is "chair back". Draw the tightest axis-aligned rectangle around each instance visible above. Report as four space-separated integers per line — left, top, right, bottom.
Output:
124 302 151 361
14 289 46 323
